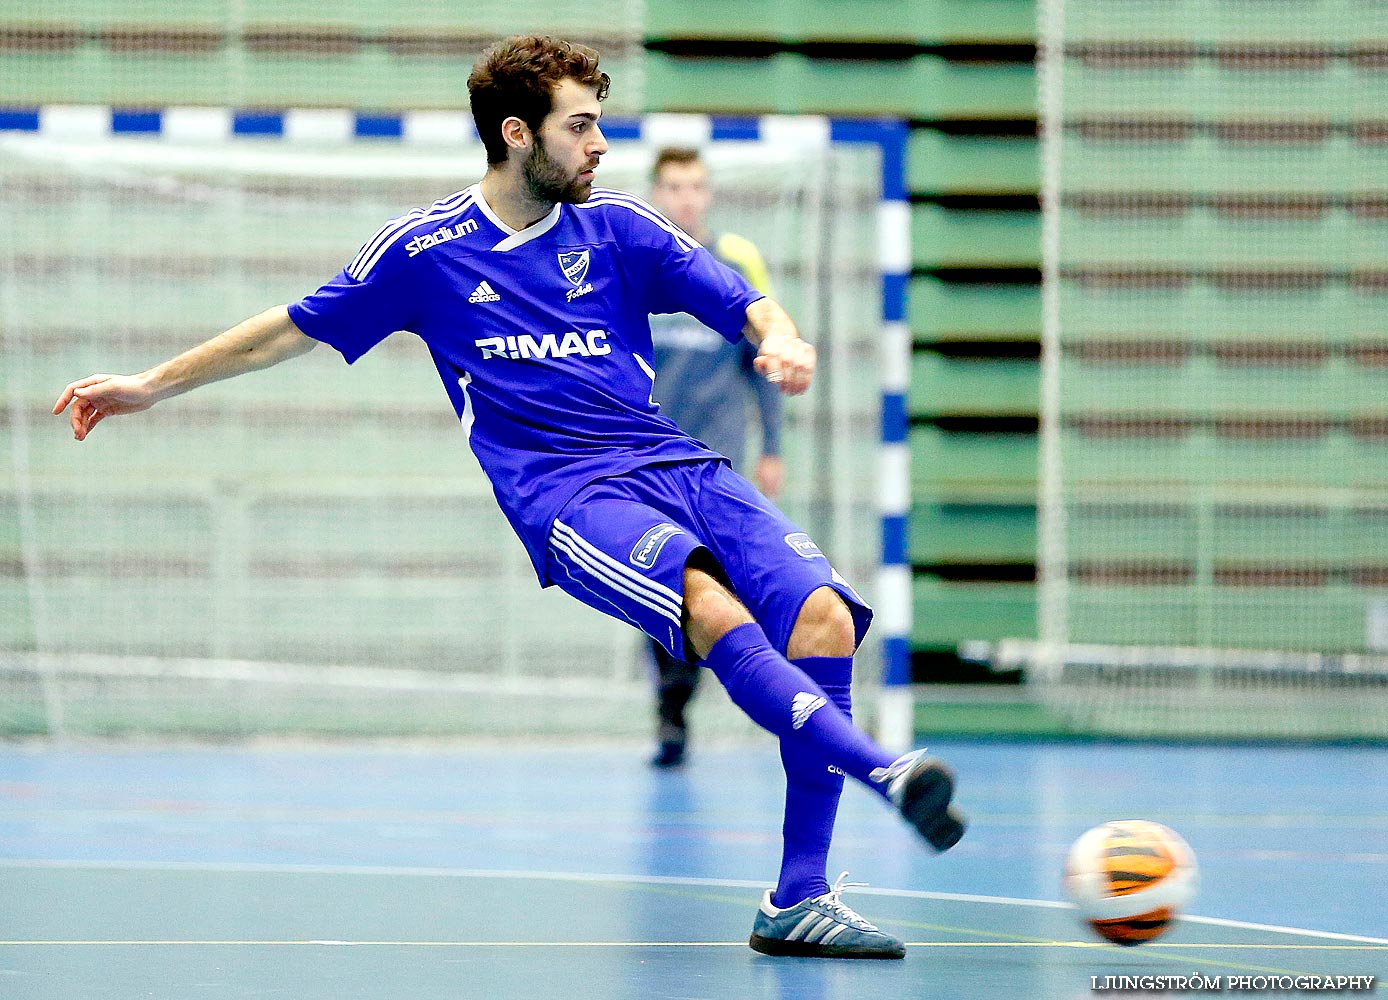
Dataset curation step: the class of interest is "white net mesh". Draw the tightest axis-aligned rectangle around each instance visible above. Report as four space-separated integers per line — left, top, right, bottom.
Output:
0 1 646 115
1033 0 1388 738
0 122 883 739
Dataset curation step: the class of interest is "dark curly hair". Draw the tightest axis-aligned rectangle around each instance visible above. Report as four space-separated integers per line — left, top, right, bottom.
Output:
468 35 611 165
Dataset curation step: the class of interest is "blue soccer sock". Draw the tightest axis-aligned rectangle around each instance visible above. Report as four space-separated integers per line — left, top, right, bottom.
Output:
702 622 896 790
772 654 851 908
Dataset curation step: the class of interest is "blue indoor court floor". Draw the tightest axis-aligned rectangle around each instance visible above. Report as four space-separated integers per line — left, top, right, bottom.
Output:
1 739 1384 999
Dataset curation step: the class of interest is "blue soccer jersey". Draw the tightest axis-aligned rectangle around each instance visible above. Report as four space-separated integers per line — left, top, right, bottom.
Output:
287 184 766 581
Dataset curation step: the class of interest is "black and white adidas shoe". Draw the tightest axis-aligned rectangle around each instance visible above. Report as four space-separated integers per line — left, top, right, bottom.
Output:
873 750 968 852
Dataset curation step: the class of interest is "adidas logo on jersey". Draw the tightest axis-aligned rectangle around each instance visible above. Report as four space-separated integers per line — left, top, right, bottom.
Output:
475 329 612 361
406 220 478 258
791 692 827 730
468 281 501 304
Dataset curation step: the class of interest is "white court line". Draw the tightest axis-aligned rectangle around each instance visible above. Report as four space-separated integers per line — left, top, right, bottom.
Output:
1 940 1381 949
4 859 1385 946
1177 914 1388 944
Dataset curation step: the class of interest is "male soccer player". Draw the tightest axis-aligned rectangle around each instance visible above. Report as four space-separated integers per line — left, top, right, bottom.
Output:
54 34 965 959
644 145 783 768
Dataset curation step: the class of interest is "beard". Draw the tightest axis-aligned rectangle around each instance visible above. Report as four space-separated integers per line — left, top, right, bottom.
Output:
523 138 594 204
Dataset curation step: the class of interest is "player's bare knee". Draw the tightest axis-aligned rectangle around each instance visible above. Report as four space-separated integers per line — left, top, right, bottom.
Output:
683 564 752 659
684 572 748 631
786 586 855 660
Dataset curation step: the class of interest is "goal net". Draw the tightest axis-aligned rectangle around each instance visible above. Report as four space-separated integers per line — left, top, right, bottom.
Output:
0 2 646 116
1030 0 1388 739
0 115 884 739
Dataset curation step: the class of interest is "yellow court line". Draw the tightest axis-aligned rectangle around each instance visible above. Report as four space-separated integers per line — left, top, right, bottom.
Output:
1148 944 1388 950
0 940 1384 950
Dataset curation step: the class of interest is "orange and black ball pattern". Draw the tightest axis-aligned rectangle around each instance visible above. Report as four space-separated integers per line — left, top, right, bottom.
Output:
1100 821 1180 897
1090 906 1174 945
1065 819 1197 946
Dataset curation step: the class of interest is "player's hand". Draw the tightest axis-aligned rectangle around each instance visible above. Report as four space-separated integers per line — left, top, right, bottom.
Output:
755 455 785 499
53 373 155 441
754 335 815 396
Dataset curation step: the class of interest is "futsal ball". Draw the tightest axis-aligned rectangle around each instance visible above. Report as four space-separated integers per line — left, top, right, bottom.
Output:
1064 820 1198 945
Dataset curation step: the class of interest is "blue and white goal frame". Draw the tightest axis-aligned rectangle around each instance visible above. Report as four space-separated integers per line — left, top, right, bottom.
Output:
0 106 914 748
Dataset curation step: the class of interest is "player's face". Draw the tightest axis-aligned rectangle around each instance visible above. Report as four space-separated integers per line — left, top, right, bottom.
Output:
651 161 712 237
525 78 607 204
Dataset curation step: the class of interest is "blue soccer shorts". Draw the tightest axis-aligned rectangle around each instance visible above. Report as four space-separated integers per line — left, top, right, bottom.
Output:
544 459 872 660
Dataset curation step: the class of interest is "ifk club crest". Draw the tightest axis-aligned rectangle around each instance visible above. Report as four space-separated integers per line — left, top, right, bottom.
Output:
558 250 591 286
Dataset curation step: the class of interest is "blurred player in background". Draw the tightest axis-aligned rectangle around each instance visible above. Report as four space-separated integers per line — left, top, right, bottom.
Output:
54 34 964 959
645 145 783 768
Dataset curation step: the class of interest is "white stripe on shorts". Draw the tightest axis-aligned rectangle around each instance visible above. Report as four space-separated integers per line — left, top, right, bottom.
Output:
549 534 683 627
550 528 682 616
548 555 646 633
551 519 685 612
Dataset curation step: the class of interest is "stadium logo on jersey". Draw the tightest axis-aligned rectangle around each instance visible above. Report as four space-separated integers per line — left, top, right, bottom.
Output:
406 220 478 258
629 523 684 569
474 329 612 361
558 250 591 286
791 692 827 730
784 532 824 559
468 281 501 304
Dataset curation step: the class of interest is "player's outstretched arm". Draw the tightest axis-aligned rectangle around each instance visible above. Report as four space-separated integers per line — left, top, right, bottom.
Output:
743 297 815 397
53 305 317 441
